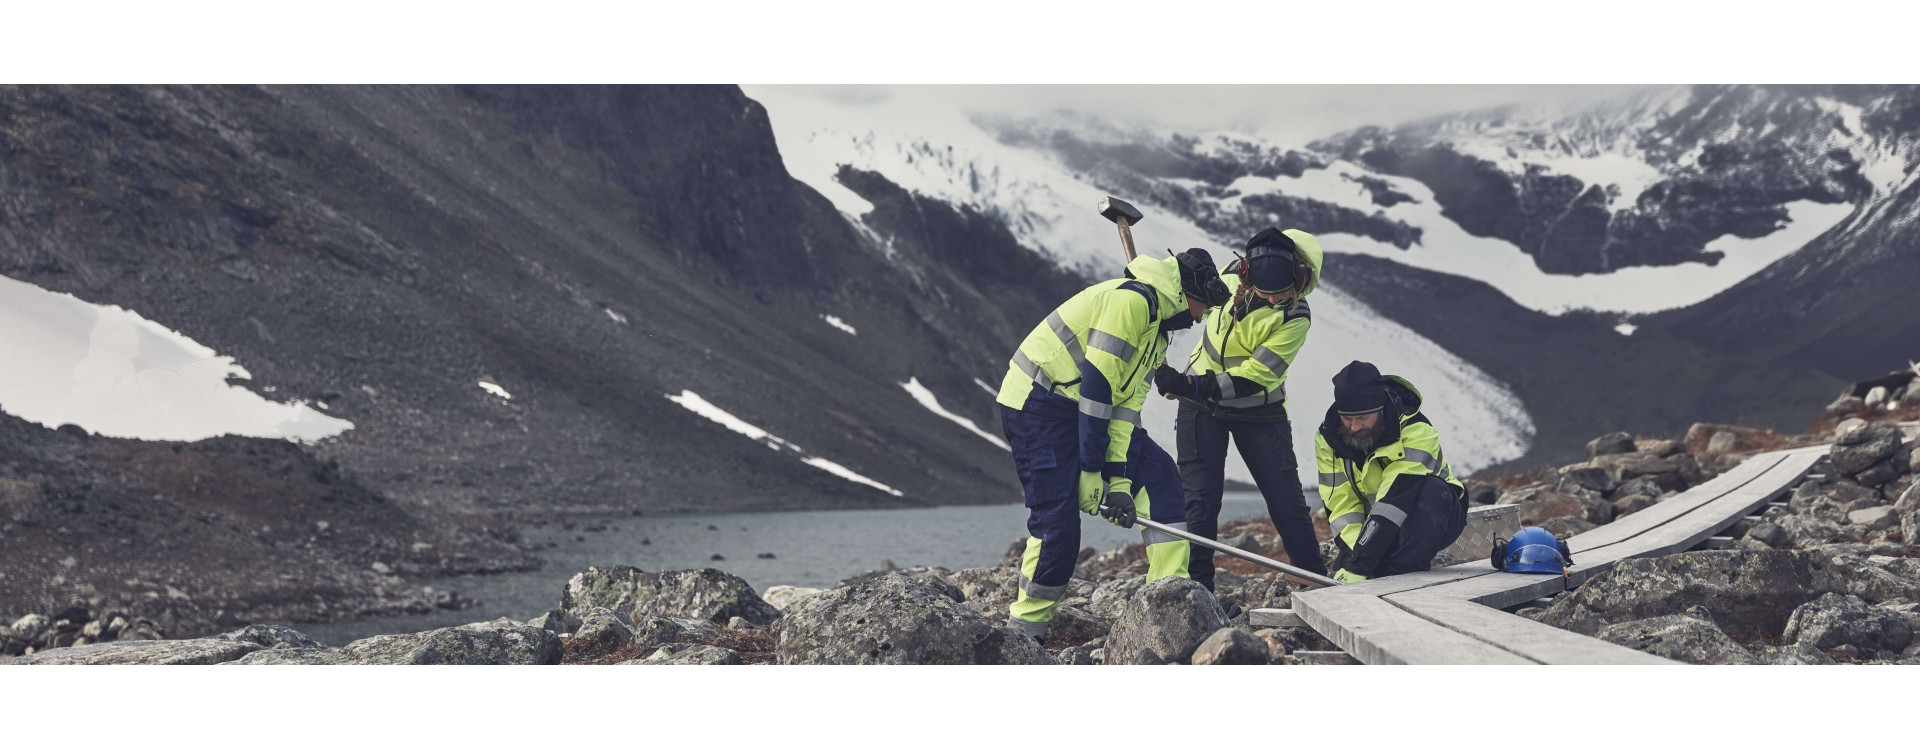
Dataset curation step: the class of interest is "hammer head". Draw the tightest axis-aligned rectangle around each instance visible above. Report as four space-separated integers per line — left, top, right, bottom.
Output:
1099 197 1143 226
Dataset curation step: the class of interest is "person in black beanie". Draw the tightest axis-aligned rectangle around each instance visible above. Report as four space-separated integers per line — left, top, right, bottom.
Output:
1313 360 1468 582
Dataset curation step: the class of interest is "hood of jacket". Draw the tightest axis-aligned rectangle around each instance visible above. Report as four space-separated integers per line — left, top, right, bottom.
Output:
1318 375 1425 462
1124 254 1188 322
1282 229 1325 298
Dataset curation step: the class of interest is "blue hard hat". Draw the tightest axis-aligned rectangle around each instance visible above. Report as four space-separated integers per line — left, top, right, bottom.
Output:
1492 526 1572 574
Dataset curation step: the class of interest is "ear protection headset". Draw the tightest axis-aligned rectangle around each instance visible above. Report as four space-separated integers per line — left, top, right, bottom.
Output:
1230 245 1310 296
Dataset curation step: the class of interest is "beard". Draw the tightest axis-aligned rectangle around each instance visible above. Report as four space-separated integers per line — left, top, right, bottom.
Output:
1338 417 1391 454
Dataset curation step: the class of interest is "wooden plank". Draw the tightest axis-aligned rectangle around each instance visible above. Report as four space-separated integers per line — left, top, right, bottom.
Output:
1387 593 1676 664
1249 608 1306 629
1292 587 1535 665
1608 450 1823 558
1567 452 1785 554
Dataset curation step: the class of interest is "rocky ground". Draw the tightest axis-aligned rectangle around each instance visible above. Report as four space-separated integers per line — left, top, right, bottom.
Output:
8 367 1918 666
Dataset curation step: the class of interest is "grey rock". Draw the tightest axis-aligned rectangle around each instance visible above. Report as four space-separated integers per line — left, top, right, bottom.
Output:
760 585 823 612
1821 554 1920 606
1638 439 1685 458
8 614 49 645
1831 425 1902 475
1612 493 1658 518
1615 477 1666 501
1854 459 1901 488
1596 614 1756 664
9 638 262 665
1707 431 1739 454
774 573 1051 665
332 620 563 665
1671 453 1706 487
1105 576 1231 665
1557 465 1616 496
1586 431 1636 459
630 615 720 651
218 624 324 650
527 609 583 635
1751 643 1838 665
1539 516 1598 539
561 566 781 626
1898 484 1920 544
1827 395 1865 416
1834 418 1869 440
1046 605 1111 646
623 643 743 665
1055 643 1100 665
1088 575 1150 622
570 607 637 656
228 647 351 665
1467 485 1498 506
949 566 1021 615
1539 550 1847 637
1777 515 1856 547
1783 592 1914 652
1190 627 1270 665
1847 506 1899 531
1864 386 1890 409
1589 452 1677 484
1745 522 1791 549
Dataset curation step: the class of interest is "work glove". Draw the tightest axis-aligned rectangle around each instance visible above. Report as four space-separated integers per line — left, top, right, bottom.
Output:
1153 364 1196 399
1332 569 1368 584
1077 471 1104 516
1098 477 1136 528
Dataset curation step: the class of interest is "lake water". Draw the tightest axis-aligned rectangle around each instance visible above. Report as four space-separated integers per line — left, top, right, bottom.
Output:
298 491 1302 645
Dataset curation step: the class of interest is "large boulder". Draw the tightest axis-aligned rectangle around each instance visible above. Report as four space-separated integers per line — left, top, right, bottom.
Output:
1898 484 1920 544
1586 431 1636 459
1190 627 1270 665
561 566 781 626
774 573 1051 665
1538 550 1844 638
1832 425 1903 477
1597 613 1757 665
1783 593 1914 653
328 620 563 665
1751 643 1839 665
8 638 263 665
1557 465 1617 496
229 647 350 665
1104 577 1231 665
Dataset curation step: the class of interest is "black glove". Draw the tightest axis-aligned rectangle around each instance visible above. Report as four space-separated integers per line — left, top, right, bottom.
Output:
1099 490 1136 528
1153 365 1196 399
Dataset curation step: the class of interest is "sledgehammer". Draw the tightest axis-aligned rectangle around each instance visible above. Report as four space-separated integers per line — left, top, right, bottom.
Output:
1133 518 1340 588
1098 196 1143 261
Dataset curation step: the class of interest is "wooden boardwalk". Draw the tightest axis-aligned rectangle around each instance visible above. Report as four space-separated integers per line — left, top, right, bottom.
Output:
1289 445 1829 665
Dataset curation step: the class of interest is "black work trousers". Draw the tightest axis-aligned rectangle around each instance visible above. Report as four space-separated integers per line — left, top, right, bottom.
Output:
1175 401 1329 591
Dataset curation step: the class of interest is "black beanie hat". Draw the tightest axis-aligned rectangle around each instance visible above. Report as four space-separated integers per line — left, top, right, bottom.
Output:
1331 360 1390 416
1242 227 1302 293
1175 248 1231 307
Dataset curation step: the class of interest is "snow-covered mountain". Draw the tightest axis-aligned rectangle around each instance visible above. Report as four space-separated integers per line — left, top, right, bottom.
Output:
747 84 1918 470
747 86 1538 482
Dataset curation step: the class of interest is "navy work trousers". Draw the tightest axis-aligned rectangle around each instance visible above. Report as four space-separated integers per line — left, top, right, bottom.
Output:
1175 401 1328 590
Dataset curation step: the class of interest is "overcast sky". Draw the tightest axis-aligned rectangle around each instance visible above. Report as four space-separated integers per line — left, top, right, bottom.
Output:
772 84 1661 146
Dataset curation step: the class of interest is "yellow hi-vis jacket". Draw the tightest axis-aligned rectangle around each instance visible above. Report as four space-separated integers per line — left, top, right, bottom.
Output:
995 254 1188 483
1313 376 1465 556
1183 230 1324 416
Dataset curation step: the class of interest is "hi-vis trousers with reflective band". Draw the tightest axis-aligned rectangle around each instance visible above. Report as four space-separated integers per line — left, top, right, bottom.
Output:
999 402 1188 639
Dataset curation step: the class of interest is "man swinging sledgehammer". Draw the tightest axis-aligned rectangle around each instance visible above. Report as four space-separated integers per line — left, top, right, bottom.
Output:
993 248 1232 642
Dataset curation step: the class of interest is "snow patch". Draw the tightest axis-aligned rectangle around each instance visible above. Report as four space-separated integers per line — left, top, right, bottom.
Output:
900 377 1009 450
821 314 858 335
478 381 512 400
1319 198 1855 315
0 274 354 443
973 377 998 396
604 308 628 325
665 390 902 496
1614 323 1638 336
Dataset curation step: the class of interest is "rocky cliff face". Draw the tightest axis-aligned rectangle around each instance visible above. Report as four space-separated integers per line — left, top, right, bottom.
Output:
0 85 1064 518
